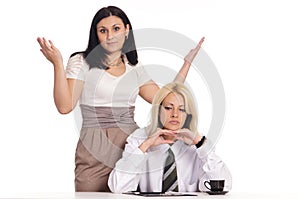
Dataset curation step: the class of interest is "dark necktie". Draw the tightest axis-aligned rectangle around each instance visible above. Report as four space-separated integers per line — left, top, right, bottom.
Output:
162 148 178 192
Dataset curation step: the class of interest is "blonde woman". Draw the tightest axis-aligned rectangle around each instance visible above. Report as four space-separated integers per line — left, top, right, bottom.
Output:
108 82 232 193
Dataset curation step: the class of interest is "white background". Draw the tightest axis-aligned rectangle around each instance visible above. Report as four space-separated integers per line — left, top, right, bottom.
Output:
0 0 300 196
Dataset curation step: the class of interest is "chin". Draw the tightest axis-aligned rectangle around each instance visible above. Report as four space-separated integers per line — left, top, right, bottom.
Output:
102 45 122 53
105 48 121 54
165 126 180 131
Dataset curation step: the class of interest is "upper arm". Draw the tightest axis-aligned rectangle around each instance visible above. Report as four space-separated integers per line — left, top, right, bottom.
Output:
138 80 160 104
65 54 86 110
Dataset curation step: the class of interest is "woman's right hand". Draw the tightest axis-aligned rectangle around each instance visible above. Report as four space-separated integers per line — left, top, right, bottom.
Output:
139 129 175 153
37 37 63 67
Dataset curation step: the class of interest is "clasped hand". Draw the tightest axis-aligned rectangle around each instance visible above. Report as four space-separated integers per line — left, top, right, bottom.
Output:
142 128 201 149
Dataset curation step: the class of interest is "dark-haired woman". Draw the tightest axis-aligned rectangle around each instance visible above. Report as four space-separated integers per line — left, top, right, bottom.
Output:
37 6 204 192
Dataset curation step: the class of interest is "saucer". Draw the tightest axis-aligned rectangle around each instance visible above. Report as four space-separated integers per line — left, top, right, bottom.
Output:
205 191 228 195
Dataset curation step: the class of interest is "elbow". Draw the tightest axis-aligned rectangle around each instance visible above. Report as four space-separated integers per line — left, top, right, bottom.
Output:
54 99 76 114
108 174 126 194
108 187 119 194
56 105 73 114
109 186 124 194
108 178 119 193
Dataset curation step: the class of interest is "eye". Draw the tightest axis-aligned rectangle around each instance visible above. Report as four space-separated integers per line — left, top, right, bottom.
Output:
179 108 186 112
99 29 107 33
113 26 120 31
164 106 172 111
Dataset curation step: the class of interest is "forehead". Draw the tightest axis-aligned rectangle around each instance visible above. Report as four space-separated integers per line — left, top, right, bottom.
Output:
97 15 124 28
163 92 185 105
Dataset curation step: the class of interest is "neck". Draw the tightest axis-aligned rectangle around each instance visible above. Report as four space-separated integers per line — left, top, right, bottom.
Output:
104 52 123 66
162 134 176 142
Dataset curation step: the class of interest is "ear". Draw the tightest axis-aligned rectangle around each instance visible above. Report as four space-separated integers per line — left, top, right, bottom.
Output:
125 24 130 36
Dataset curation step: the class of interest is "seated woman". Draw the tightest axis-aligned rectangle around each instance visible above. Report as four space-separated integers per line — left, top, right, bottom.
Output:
108 82 232 193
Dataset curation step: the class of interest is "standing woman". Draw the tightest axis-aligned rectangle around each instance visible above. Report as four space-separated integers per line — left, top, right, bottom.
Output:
37 6 204 192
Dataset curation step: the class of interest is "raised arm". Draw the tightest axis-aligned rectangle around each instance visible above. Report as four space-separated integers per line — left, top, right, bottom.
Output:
174 37 205 83
37 37 83 114
139 37 204 104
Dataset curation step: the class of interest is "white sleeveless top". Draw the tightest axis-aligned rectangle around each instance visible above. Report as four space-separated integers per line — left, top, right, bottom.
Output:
65 53 151 107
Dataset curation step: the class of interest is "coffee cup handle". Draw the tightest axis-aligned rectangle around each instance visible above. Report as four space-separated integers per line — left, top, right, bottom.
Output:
204 181 211 190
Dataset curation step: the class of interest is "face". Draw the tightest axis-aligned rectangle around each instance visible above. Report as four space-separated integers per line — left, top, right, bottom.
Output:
96 16 129 53
159 92 187 131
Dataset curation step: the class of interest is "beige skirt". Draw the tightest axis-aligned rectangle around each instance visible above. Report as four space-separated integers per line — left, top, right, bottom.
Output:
75 105 138 192
75 125 138 192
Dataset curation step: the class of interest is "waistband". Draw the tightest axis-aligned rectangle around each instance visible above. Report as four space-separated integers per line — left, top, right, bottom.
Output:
80 104 136 128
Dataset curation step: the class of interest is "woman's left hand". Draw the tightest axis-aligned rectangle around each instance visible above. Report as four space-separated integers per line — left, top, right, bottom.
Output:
175 128 202 145
184 37 205 64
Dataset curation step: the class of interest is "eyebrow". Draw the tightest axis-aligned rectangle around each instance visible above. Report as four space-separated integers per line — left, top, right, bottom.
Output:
97 23 122 29
164 103 185 107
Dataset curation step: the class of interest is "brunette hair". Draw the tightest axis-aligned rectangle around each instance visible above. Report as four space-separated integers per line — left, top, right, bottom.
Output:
71 6 138 69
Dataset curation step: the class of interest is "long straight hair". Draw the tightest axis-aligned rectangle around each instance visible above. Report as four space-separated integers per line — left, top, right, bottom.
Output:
71 6 138 69
146 82 198 136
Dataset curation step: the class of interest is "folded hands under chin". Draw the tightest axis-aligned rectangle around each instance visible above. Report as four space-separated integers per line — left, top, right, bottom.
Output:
169 128 202 145
139 128 203 153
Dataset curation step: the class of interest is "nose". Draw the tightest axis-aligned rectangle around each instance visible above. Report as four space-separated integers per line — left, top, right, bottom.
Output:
171 108 179 118
107 31 114 40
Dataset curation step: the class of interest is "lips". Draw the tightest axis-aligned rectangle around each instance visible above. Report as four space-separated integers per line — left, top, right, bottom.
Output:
106 41 118 45
169 120 180 125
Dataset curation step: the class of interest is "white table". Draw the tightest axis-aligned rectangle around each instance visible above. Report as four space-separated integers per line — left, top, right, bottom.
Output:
2 192 300 199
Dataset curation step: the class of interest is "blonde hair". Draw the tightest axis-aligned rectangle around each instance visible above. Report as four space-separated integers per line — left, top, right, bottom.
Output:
146 82 198 135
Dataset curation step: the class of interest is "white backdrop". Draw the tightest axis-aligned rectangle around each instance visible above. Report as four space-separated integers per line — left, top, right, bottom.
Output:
1 0 300 196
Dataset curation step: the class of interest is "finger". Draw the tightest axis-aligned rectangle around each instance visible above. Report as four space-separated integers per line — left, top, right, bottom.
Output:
176 136 185 142
49 40 55 49
37 37 42 44
200 36 205 43
162 139 174 144
40 49 47 57
162 131 176 136
43 37 52 50
173 129 185 135
166 129 177 133
160 129 174 134
176 136 193 145
195 37 205 50
199 36 205 45
37 37 46 48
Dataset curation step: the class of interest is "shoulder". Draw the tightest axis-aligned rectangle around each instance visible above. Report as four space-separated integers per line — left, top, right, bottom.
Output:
68 53 87 66
66 53 89 80
68 53 84 63
67 53 89 70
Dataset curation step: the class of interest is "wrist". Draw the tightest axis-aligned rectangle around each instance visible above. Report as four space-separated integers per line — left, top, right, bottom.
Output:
139 140 151 153
195 136 206 148
193 134 202 145
53 61 64 69
183 59 192 66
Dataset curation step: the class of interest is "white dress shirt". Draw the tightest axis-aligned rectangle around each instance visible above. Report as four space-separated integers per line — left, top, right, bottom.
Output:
65 54 151 107
108 128 232 193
